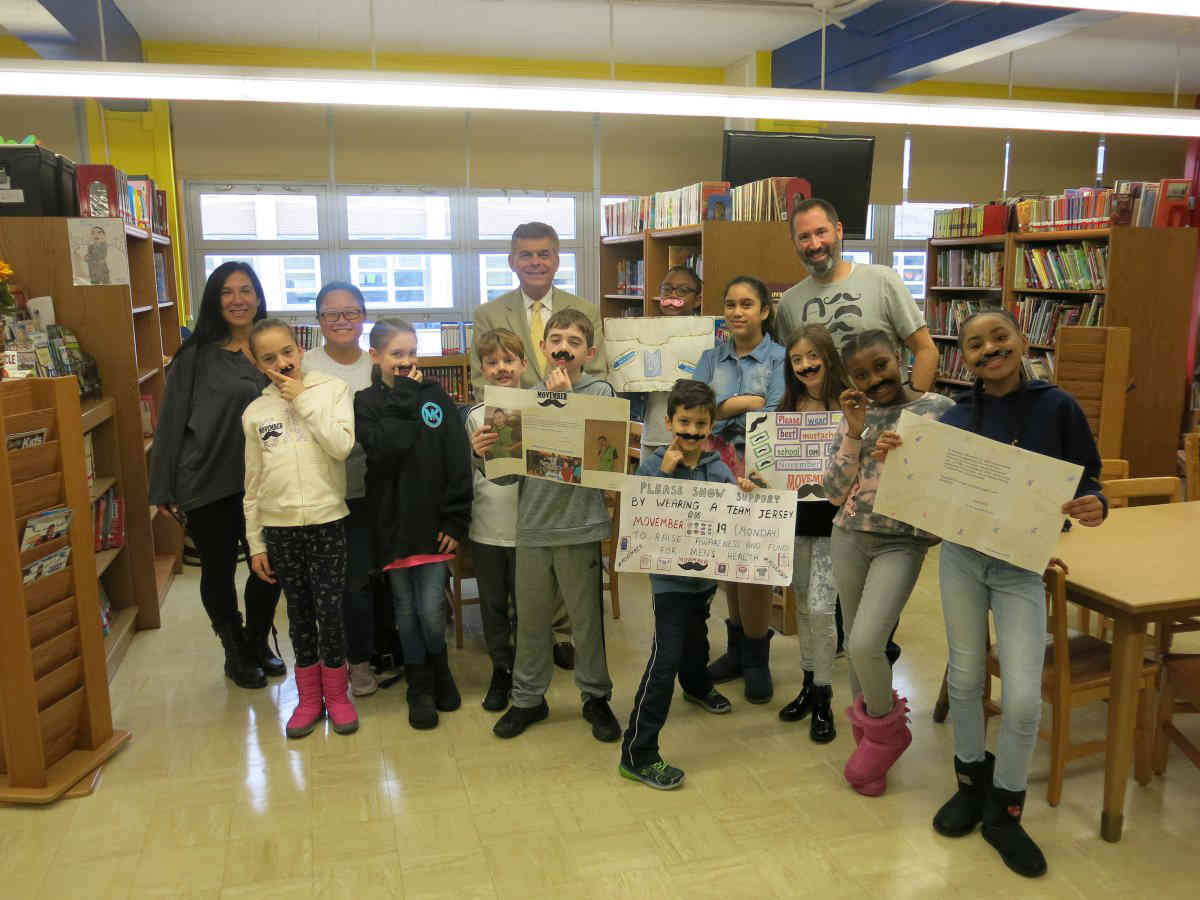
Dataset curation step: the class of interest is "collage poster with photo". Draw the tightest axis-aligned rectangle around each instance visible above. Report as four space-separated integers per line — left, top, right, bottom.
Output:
482 385 631 491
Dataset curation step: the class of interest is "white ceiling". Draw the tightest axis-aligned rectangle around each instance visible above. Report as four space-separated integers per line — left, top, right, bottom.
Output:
110 0 842 68
56 2 1200 96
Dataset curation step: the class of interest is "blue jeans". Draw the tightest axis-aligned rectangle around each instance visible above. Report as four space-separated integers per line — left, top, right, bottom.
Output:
621 588 716 768
388 561 448 666
939 542 1046 791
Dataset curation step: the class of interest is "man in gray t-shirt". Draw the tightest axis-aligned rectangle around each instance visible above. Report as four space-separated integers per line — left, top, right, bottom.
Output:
777 199 937 391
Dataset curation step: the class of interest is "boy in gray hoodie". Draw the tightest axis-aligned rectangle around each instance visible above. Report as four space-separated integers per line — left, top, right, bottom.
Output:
619 380 756 789
481 309 623 742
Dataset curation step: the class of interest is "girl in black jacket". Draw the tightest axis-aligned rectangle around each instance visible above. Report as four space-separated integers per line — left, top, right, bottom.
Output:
355 318 472 730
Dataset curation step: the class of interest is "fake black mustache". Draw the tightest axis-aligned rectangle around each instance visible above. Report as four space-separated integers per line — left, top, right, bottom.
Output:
678 561 709 572
675 432 706 441
278 364 296 376
551 350 575 362
796 365 822 377
975 349 1012 368
796 483 826 499
866 379 899 396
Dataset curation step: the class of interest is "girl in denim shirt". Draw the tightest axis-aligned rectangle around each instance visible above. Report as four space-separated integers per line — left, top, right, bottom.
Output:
693 275 786 703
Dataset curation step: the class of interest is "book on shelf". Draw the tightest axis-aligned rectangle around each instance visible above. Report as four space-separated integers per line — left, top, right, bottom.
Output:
440 322 469 355
936 344 972 383
603 195 650 237
92 485 126 552
666 246 702 279
729 177 811 224
1015 241 1107 291
1023 352 1055 383
98 582 112 636
933 247 1003 288
932 204 1009 238
651 181 730 230
20 506 72 552
615 259 645 296
1154 178 1192 228
1011 295 1104 347
22 545 71 584
926 298 989 337
139 394 157 437
421 364 468 404
1014 188 1112 232
83 432 95 488
293 323 321 350
153 253 169 301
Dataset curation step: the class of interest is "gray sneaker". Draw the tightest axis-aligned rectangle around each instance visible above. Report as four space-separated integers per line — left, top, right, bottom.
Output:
619 760 685 790
349 661 378 697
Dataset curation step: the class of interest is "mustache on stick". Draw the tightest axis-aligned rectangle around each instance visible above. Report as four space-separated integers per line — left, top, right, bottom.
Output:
551 350 575 362
659 295 687 309
278 364 296 376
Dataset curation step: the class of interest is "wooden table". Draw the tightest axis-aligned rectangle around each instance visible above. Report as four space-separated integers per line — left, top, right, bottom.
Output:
1055 501 1200 842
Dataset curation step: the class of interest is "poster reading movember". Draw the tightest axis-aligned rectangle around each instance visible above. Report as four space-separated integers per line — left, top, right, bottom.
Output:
482 385 631 491
616 476 797 587
744 410 843 500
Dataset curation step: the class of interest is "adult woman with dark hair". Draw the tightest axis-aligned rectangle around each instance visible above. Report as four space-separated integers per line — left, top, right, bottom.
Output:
149 261 284 689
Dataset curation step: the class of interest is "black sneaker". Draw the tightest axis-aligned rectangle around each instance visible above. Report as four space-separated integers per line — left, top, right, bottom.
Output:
482 667 512 712
619 760 685 790
682 688 732 714
493 699 549 739
581 696 621 742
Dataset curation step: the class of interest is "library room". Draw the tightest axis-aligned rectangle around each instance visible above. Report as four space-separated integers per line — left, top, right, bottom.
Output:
2 0 1200 896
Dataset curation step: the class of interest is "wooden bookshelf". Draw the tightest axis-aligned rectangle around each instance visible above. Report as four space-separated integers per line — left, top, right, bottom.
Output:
1054 326 1131 460
599 220 808 321
0 217 185 658
0 377 131 803
926 227 1199 473
418 354 472 404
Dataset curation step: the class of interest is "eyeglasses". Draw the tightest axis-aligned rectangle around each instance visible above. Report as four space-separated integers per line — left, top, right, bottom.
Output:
659 284 698 297
318 309 365 323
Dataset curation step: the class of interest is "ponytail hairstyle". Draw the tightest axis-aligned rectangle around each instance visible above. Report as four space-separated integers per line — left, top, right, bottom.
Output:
722 275 777 343
956 307 1028 434
781 323 849 412
368 316 417 383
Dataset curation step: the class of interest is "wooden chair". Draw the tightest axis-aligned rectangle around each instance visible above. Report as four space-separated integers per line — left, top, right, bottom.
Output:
983 565 1159 807
1100 476 1181 507
1183 432 1200 502
450 541 479 649
1153 650 1200 773
1100 459 1129 481
602 493 622 620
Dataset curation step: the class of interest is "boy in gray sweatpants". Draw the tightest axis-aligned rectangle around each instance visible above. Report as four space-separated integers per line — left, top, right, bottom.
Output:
490 308 622 742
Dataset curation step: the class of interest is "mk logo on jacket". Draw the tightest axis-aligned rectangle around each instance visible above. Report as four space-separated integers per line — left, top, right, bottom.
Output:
420 401 443 429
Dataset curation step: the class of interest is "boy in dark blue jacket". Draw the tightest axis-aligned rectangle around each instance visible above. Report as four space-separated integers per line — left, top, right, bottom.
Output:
620 379 756 790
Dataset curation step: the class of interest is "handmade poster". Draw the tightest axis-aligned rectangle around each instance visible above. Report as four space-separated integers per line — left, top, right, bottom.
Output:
873 411 1083 574
482 385 630 491
616 475 797 587
603 316 718 392
67 217 130 286
745 410 842 500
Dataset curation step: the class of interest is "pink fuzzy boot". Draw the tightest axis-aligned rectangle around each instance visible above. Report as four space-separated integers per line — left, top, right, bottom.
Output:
286 663 325 738
321 662 360 735
843 692 911 796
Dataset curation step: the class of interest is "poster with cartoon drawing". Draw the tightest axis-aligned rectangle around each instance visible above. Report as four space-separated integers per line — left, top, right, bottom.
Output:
603 316 718 392
482 385 630 491
744 410 842 500
67 217 130 286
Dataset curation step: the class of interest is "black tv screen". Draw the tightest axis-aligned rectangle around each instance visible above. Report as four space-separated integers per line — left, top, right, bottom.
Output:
721 131 875 240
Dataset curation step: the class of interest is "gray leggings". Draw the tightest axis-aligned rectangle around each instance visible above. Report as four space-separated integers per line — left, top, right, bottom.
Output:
792 536 837 686
830 526 930 717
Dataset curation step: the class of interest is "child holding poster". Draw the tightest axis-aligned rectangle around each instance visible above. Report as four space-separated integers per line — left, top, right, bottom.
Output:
637 266 704 455
774 324 849 743
872 310 1105 879
620 379 756 790
823 330 952 796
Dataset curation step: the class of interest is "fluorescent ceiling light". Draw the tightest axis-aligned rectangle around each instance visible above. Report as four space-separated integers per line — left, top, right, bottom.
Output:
2 60 1199 138
959 0 1200 14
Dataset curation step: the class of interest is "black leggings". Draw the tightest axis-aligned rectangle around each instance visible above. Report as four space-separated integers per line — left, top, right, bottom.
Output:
186 493 281 634
263 520 348 668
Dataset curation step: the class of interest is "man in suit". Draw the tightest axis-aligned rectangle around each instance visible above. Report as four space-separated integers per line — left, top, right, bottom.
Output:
471 221 606 398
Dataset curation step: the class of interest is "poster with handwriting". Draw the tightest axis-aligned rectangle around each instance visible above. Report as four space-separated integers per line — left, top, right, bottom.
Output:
603 316 718 392
745 410 842 501
616 475 797 586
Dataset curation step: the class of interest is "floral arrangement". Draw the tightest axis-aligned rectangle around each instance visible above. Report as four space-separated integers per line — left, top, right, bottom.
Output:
0 259 14 309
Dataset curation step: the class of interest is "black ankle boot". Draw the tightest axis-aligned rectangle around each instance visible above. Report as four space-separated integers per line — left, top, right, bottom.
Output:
214 618 266 689
706 620 744 683
406 663 439 730
779 669 814 722
981 785 1047 878
741 631 774 704
809 684 836 743
244 609 286 678
933 753 994 837
427 649 462 712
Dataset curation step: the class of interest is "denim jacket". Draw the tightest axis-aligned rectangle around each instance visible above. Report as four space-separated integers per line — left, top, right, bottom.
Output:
693 334 786 439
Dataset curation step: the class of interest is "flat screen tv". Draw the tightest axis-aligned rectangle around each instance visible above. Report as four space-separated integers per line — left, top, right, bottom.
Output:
721 131 875 240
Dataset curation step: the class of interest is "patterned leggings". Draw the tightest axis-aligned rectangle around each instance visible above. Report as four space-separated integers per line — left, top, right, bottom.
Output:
262 519 348 669
793 536 837 686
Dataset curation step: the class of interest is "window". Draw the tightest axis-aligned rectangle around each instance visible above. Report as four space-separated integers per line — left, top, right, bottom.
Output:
892 250 928 300
842 250 872 266
187 183 593 323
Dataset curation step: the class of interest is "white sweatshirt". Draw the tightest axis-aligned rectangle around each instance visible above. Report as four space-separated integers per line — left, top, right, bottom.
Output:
242 370 355 555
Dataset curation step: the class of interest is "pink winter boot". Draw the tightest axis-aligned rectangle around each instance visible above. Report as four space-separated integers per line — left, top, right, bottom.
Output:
321 662 360 735
843 692 911 796
286 663 325 738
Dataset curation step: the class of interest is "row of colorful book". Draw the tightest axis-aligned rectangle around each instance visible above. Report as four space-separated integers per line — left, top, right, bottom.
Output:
932 247 1003 288
729 177 811 225
1011 295 1104 347
422 364 470 404
93 485 126 553
76 163 171 237
925 298 988 337
936 344 974 383
1015 241 1108 291
932 204 1008 239
615 259 644 296
439 322 474 355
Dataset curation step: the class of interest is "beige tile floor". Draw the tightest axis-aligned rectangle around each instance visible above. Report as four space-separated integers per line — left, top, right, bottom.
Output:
4 551 1200 899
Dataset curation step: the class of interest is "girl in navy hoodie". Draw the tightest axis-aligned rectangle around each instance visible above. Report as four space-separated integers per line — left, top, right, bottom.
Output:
873 310 1105 879
355 318 472 731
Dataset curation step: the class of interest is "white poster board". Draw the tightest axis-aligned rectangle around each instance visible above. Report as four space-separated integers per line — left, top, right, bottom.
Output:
745 410 843 500
603 316 718 392
873 411 1082 574
616 475 797 586
482 385 630 491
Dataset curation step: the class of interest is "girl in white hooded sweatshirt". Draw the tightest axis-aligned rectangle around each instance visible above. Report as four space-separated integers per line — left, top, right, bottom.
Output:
242 318 358 738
